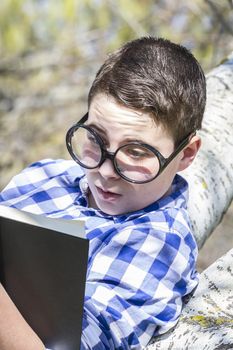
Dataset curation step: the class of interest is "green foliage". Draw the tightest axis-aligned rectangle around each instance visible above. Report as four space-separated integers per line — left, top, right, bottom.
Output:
0 0 233 69
0 0 31 54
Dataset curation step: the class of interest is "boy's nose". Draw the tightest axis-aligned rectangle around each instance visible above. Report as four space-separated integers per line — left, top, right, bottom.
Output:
97 158 120 180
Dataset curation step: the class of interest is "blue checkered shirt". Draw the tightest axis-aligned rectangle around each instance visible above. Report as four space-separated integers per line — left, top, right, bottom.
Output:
0 159 198 350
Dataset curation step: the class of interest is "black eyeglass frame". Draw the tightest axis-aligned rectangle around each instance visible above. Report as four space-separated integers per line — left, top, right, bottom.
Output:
66 113 195 184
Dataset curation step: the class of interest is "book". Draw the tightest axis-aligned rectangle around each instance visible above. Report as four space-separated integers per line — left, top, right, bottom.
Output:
0 205 89 350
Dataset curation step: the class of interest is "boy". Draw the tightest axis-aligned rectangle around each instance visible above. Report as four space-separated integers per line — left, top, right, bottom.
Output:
0 36 206 349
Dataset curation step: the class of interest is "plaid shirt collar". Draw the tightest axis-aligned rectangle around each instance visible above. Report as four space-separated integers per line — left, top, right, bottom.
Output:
76 173 188 224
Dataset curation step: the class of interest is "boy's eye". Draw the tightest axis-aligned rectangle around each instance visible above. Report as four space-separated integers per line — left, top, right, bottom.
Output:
86 128 108 147
125 146 151 159
87 133 98 143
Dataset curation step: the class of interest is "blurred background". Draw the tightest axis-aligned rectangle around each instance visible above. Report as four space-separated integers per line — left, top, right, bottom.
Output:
0 0 233 271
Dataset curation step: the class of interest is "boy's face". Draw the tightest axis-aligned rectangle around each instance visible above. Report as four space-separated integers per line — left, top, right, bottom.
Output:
85 94 185 215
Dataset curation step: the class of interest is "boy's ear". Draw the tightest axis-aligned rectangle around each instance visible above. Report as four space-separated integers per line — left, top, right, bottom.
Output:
177 135 201 172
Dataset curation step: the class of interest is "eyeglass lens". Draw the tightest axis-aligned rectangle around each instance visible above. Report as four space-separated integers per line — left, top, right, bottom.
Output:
70 127 102 167
70 126 160 182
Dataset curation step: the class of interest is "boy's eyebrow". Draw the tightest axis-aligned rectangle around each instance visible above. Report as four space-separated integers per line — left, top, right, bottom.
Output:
86 121 162 150
86 123 110 144
87 123 143 142
86 122 106 135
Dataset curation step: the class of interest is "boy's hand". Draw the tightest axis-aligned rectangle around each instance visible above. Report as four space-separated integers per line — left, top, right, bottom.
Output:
0 284 45 350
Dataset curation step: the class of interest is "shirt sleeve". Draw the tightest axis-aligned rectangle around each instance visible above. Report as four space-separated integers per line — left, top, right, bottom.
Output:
82 213 198 349
0 159 61 202
0 159 81 211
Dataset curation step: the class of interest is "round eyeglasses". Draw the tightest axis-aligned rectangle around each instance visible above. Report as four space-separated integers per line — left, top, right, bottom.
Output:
66 113 195 184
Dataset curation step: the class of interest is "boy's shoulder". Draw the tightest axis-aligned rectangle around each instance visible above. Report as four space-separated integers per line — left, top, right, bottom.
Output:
119 175 191 239
22 158 81 177
143 174 192 237
144 174 189 214
0 159 83 204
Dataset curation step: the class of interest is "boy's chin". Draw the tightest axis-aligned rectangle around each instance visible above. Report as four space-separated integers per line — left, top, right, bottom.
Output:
96 200 143 216
95 199 131 216
96 203 123 216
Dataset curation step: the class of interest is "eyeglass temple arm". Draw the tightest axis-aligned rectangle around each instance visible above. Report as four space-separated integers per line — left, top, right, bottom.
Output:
79 113 88 124
166 132 196 163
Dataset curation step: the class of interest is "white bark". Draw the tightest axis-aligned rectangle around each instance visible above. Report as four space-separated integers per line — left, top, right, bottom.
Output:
147 249 233 350
146 54 233 349
183 53 233 249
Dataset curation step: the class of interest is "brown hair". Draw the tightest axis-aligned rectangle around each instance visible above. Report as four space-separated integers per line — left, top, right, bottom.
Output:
88 36 206 145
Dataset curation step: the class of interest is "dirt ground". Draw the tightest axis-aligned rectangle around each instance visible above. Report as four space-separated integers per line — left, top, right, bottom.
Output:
196 202 233 272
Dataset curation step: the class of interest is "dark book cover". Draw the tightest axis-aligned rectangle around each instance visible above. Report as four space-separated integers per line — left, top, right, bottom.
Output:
0 205 89 350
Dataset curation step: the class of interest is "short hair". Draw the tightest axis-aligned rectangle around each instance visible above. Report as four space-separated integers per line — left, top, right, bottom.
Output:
88 36 206 145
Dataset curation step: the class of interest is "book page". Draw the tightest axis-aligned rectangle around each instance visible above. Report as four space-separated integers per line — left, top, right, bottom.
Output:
0 205 85 239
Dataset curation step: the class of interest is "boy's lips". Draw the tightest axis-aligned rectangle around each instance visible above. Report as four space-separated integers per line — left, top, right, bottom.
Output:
96 186 121 201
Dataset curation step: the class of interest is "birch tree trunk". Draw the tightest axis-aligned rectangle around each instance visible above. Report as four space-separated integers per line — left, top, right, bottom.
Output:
185 52 233 249
148 249 233 350
146 53 233 349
